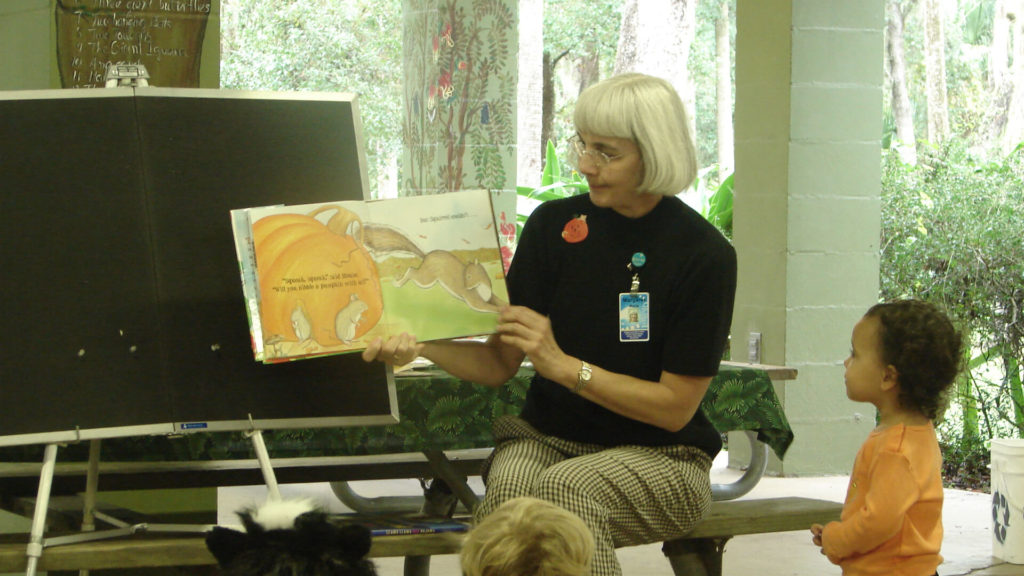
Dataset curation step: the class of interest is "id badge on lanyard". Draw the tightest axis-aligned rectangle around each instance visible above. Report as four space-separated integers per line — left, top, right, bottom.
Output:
619 252 650 342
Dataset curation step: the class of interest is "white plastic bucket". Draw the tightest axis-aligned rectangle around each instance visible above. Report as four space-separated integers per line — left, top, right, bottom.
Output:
991 438 1024 564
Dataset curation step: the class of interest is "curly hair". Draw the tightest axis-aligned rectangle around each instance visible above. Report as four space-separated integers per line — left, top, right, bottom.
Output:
864 300 964 420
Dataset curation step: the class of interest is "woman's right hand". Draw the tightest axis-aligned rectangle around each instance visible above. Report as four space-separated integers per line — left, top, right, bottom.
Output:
361 332 424 366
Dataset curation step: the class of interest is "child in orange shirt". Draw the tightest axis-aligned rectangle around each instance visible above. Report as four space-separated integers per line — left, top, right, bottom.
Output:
811 300 963 576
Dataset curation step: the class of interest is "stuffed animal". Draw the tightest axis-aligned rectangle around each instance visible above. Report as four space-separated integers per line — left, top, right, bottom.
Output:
206 498 377 576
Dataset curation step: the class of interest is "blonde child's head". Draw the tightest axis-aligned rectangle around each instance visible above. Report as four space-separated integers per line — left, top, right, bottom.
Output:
460 497 594 576
861 299 964 420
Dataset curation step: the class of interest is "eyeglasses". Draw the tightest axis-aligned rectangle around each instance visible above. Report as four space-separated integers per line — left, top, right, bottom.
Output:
568 136 625 169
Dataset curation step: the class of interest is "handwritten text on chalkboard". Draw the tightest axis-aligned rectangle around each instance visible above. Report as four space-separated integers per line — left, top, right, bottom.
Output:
56 0 211 88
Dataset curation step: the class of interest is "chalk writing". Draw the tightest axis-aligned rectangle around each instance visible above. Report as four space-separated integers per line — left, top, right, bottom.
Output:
55 0 211 88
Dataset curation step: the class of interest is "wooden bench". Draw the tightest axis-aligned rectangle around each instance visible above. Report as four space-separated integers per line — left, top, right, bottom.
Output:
0 496 841 575
661 496 842 576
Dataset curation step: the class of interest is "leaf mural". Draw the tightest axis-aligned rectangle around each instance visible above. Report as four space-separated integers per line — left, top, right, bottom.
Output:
428 395 470 435
403 0 517 196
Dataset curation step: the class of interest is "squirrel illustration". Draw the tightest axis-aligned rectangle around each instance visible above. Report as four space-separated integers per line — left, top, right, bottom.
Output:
362 223 505 313
306 204 363 240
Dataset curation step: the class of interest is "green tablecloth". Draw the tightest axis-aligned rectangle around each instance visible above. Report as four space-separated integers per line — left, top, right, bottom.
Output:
282 363 794 461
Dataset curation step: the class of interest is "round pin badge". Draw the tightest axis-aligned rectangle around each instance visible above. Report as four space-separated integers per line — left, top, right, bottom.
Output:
631 252 646 268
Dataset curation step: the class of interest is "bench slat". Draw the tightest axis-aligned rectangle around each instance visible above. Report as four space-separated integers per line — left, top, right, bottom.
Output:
0 497 841 572
682 496 842 539
0 532 467 571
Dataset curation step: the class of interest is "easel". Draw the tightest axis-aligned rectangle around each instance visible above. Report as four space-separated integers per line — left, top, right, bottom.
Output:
21 417 283 576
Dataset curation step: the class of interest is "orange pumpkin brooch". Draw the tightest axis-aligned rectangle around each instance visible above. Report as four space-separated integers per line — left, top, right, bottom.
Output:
561 214 588 243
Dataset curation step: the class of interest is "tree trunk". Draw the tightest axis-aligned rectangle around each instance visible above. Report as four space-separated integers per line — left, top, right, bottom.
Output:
541 51 555 160
614 0 640 75
614 0 697 149
985 0 1024 157
517 0 544 188
1001 0 1024 156
1004 354 1024 435
990 0 1010 91
715 0 734 175
922 0 949 144
578 46 601 94
887 0 917 164
958 353 981 444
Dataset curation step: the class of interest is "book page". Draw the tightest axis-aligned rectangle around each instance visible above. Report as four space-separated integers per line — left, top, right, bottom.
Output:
240 190 507 363
364 190 508 344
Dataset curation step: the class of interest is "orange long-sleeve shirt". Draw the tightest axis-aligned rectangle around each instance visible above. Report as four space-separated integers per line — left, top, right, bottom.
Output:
822 423 944 576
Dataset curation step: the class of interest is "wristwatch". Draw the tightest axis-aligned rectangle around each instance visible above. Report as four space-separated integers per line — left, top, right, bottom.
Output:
575 361 592 394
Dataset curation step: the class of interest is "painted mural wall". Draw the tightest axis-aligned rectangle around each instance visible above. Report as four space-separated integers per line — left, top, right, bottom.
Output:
402 0 517 197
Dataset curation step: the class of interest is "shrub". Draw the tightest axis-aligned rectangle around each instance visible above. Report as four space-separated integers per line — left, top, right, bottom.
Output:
880 141 1024 476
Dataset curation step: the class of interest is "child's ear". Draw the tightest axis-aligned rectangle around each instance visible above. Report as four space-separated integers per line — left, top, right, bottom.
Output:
880 365 899 391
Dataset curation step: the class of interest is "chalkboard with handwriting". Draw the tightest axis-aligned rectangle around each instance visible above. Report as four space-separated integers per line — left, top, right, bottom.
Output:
55 0 212 88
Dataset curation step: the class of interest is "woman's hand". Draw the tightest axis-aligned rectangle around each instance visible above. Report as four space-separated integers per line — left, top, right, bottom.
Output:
361 332 424 366
496 306 572 382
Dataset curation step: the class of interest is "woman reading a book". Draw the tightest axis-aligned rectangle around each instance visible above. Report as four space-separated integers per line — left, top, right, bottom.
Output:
363 73 736 576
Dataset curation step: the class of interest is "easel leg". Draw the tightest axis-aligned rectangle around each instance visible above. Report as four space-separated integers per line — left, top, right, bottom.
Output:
82 439 101 532
79 438 101 576
248 429 281 501
25 443 58 576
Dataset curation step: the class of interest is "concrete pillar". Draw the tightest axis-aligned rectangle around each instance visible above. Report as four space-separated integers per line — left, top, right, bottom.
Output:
731 0 884 475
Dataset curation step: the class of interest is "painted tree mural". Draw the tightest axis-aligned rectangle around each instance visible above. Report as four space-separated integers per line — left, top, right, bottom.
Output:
403 0 517 196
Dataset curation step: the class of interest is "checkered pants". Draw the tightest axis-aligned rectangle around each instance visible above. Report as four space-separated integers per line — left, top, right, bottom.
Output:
475 416 713 576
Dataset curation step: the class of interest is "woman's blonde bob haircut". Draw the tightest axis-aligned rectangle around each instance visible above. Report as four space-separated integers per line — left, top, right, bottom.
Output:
460 497 594 576
573 73 698 196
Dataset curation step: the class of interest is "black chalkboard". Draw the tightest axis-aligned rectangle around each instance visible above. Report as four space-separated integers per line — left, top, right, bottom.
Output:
0 88 395 446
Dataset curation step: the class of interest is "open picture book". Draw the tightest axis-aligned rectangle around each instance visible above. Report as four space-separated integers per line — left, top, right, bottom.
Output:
231 189 514 363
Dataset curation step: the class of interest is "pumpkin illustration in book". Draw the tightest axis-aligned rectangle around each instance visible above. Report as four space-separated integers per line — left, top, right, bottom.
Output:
253 204 383 360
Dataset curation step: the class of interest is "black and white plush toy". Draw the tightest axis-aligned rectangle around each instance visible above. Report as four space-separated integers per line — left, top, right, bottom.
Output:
206 498 377 576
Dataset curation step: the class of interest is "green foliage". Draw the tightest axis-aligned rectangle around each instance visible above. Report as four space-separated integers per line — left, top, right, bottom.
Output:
962 0 996 46
220 0 404 193
881 142 1024 440
940 433 991 490
696 171 733 238
515 140 734 240
543 0 621 64
692 0 736 165
514 140 588 235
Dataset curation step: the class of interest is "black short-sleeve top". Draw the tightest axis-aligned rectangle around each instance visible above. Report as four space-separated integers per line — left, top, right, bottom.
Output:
506 194 737 457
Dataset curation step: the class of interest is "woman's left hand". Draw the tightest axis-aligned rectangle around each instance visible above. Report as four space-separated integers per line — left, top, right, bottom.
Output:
495 306 571 381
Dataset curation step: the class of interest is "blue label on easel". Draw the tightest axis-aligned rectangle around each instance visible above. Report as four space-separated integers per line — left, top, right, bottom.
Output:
180 422 208 430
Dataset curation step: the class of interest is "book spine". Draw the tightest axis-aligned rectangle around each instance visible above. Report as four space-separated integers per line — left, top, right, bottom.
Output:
373 527 434 536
